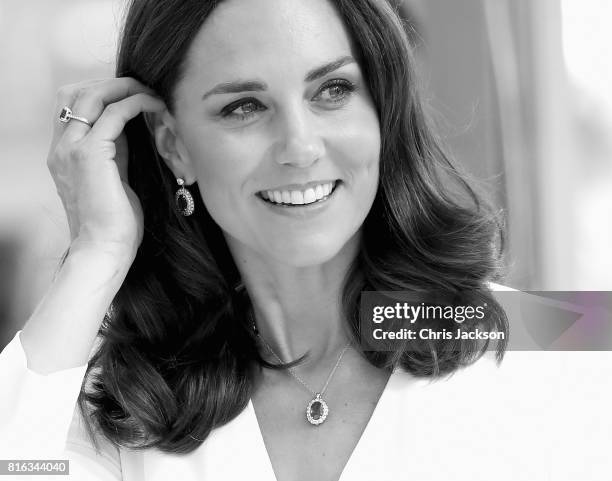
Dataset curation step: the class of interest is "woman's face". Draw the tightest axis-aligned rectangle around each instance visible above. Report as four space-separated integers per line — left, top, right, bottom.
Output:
170 0 381 266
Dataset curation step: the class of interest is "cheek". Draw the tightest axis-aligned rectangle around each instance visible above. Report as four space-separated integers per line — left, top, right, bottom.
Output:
334 107 381 225
180 129 260 224
333 106 381 190
183 128 244 185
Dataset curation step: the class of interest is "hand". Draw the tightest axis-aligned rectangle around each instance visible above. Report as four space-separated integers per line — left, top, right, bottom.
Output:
47 78 166 262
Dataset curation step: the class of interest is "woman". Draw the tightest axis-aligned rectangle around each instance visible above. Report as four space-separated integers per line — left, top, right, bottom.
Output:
0 0 528 479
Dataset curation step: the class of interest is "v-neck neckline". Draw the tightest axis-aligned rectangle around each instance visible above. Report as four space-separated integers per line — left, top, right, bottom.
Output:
246 369 398 481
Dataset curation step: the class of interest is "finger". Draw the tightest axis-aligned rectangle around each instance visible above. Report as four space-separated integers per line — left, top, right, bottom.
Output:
87 94 166 142
115 132 129 182
62 78 158 140
52 79 103 141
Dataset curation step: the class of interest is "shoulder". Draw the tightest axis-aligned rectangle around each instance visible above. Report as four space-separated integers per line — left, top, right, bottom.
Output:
389 280 523 379
486 281 520 292
65 398 122 479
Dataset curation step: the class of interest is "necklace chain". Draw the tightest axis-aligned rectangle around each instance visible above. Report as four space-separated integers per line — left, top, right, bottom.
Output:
252 321 351 397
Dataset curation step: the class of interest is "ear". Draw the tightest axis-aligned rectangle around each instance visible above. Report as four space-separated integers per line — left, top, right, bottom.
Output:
143 110 197 185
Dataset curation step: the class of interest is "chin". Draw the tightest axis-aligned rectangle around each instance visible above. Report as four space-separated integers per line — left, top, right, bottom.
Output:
267 236 349 268
266 231 360 267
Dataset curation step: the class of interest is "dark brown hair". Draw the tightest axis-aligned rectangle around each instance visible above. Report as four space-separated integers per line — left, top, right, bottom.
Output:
78 0 508 454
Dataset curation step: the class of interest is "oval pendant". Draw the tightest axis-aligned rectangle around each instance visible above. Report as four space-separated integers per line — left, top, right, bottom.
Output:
306 393 329 425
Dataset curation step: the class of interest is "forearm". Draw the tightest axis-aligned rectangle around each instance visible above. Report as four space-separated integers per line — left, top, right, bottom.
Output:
20 243 133 374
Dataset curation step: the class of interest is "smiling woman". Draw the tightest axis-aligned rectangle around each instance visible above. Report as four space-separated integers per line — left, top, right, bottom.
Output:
0 0 517 480
150 0 382 270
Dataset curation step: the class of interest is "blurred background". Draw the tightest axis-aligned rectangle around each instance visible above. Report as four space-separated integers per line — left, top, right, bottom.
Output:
1 0 611 347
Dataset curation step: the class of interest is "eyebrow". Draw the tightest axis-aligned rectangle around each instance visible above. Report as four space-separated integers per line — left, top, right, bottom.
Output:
305 55 356 82
201 55 356 101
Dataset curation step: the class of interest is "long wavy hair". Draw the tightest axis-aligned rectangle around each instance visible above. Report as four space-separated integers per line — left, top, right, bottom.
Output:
78 0 509 454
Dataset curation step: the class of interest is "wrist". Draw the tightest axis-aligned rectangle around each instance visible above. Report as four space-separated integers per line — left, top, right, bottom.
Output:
61 241 135 288
68 237 137 270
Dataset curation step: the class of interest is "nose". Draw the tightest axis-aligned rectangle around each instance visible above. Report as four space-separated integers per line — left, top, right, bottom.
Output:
273 106 325 168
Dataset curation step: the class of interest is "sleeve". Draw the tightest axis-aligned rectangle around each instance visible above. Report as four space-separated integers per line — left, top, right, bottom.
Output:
0 330 122 481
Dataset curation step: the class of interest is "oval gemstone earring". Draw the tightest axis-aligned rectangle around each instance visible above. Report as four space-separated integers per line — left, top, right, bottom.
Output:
175 178 195 216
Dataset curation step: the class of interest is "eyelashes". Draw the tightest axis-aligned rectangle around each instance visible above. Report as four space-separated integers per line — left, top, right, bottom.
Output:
219 78 358 122
313 79 358 105
220 97 264 120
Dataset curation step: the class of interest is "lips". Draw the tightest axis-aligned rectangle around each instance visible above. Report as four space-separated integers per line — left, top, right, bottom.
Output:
257 180 341 206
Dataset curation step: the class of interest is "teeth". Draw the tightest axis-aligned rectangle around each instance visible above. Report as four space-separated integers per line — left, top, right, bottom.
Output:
290 190 304 205
303 188 316 204
260 181 337 205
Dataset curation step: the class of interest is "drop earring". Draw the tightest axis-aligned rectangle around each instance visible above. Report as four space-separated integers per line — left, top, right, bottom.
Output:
175 178 195 216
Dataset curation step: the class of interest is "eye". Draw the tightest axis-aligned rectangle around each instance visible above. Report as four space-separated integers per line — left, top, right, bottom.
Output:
313 79 357 105
220 98 266 121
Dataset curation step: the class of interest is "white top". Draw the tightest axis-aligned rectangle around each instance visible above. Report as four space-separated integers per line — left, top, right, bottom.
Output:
1 284 611 480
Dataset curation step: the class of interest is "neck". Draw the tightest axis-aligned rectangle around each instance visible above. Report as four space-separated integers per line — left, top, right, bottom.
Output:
224 231 361 371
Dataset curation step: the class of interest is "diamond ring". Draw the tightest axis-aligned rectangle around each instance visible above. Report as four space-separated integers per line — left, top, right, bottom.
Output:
58 106 92 127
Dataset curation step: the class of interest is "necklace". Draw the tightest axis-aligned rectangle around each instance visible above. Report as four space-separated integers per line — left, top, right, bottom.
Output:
251 320 351 426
